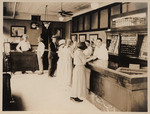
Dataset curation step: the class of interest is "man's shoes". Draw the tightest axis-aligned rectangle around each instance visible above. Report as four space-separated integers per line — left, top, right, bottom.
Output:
74 97 83 102
38 72 44 75
48 75 53 77
22 71 28 74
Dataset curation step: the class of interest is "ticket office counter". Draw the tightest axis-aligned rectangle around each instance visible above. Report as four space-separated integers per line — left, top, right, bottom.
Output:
10 51 48 73
86 60 147 112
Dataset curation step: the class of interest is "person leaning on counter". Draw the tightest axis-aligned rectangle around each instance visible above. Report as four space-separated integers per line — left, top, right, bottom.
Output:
16 34 31 52
91 38 108 61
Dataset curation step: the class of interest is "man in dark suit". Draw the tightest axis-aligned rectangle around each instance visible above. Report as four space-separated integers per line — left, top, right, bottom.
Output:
48 36 58 77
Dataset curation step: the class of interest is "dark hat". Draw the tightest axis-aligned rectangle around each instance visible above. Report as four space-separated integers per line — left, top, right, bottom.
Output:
85 40 90 44
77 42 87 50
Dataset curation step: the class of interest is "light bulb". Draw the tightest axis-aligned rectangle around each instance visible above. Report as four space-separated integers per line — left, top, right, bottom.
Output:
59 16 64 21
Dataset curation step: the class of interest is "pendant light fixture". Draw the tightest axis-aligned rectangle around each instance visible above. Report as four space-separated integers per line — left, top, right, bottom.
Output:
59 16 64 21
43 5 51 29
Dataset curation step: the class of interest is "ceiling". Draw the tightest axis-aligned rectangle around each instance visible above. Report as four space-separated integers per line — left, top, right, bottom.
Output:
3 2 113 22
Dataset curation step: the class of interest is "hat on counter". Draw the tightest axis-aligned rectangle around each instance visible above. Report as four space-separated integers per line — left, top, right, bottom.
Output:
77 42 87 50
58 39 65 46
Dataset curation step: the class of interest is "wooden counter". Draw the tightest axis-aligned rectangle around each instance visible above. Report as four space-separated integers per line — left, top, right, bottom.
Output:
10 51 39 73
86 60 147 111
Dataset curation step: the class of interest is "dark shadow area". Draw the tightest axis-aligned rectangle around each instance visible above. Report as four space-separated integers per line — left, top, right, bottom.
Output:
3 73 25 111
3 94 26 111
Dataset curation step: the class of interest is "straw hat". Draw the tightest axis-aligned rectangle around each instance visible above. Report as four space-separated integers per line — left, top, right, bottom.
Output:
58 39 65 45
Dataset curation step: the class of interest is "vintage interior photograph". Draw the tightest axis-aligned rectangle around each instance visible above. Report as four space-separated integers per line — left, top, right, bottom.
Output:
2 0 148 113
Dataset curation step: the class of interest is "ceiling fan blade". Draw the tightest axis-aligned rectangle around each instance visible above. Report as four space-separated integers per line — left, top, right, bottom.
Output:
64 11 72 13
58 3 73 16
65 13 73 16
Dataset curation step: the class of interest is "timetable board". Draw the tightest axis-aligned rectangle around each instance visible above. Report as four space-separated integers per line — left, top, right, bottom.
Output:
120 34 138 56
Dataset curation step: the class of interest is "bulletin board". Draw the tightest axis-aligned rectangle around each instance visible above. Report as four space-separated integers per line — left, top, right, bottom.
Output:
79 34 86 42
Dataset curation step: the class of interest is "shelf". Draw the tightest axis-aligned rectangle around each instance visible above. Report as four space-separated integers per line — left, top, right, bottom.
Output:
110 25 147 32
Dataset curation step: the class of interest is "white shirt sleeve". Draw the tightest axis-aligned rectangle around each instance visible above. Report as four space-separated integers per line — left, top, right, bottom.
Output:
40 43 45 57
16 41 22 52
37 42 45 57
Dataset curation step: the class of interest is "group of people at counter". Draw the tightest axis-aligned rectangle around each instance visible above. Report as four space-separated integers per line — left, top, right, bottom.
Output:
16 33 109 102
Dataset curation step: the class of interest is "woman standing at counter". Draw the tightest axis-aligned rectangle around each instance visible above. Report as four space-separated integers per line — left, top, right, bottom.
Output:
70 42 87 102
56 39 65 85
83 40 93 58
63 39 74 87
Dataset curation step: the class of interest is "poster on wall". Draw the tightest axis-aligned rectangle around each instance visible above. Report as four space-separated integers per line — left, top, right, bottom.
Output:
79 34 86 42
71 34 77 41
89 34 98 46
11 26 26 37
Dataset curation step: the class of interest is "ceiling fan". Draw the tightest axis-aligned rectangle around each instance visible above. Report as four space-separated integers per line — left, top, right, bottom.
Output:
58 3 73 17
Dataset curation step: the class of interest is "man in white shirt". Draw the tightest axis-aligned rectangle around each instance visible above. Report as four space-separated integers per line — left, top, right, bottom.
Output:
37 37 45 75
93 38 108 60
16 34 31 52
83 40 93 58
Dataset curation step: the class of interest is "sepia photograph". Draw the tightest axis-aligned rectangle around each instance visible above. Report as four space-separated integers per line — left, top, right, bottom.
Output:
1 0 149 114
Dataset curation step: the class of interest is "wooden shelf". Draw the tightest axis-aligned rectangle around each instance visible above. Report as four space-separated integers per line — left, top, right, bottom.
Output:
111 25 147 32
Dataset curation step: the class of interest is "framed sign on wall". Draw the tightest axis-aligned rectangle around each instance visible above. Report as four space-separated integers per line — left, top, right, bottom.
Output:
79 34 86 42
71 34 77 41
89 34 98 43
11 26 26 37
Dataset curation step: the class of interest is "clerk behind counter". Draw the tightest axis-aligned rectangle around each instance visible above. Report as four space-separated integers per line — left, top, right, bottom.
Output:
16 34 31 52
88 38 108 62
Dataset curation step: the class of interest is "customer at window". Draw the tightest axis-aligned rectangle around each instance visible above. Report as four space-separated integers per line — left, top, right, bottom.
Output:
71 36 77 53
83 40 93 58
16 34 31 52
63 39 74 88
37 36 45 75
57 39 65 84
70 42 87 102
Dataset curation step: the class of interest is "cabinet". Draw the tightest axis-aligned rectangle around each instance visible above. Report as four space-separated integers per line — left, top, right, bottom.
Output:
106 8 147 67
10 52 39 73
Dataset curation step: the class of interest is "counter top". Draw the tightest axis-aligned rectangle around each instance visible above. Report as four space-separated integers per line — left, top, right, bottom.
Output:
86 60 147 86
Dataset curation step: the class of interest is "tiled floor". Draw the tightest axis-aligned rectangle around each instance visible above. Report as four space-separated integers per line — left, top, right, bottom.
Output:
10 71 102 113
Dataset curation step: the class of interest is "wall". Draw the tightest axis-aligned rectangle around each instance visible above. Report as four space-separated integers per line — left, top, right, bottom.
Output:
64 20 107 43
72 31 107 44
3 19 66 46
3 19 42 45
65 21 71 40
70 2 147 45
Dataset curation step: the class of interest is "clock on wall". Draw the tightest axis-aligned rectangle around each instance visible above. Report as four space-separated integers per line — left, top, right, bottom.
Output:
30 22 39 29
